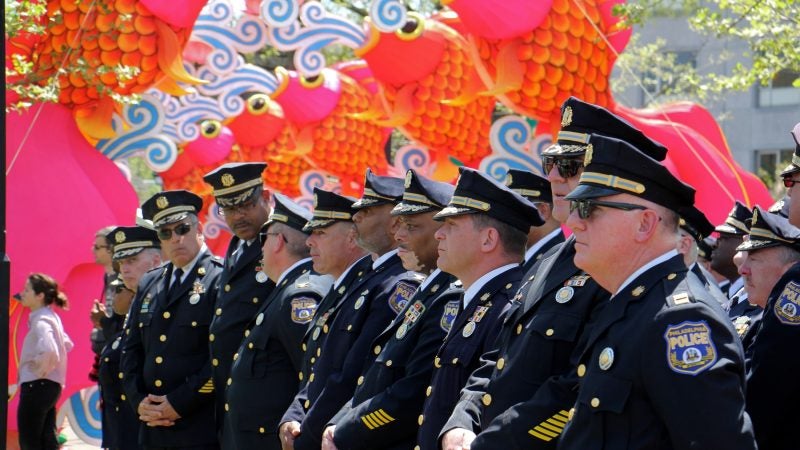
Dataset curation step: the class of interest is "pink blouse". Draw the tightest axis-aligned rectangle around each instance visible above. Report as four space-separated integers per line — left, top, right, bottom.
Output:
18 306 74 386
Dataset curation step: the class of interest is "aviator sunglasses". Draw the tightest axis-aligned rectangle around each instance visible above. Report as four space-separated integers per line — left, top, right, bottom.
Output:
157 222 193 240
570 199 647 219
783 177 800 188
542 156 584 179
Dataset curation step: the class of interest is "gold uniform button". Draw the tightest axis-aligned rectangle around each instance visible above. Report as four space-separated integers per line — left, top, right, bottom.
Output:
244 329 250 337
155 379 162 387
591 397 600 408
252 297 258 304
104 357 109 362
302 343 307 351
516 324 523 335
505 283 513 289
248 342 254 349
373 345 381 355
311 357 316 364
216 308 222 316
209 334 215 342
118 372 123 379
415 446 420 450
162 311 171 319
259 427 265 434
418 414 424 425
434 357 441 368
357 376 364 385
120 394 126 400
316 348 321 357
323 325 329 333
224 284 231 292
155 356 163 364
347 324 353 331
225 403 230 411
568 407 575 421
545 328 554 336
451 358 459 365
212 358 219 367
482 394 492 406
309 373 315 382
159 335 167 342
497 358 505 370
425 386 432 397
386 360 393 367
299 372 304 381
227 378 232 386
577 364 586 377
191 321 197 327
304 400 310 409
233 352 239 361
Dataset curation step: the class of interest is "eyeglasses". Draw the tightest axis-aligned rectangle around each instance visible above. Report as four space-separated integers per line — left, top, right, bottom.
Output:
570 199 648 219
220 198 259 217
783 177 800 188
542 156 584 179
92 244 109 251
259 231 284 244
156 222 193 241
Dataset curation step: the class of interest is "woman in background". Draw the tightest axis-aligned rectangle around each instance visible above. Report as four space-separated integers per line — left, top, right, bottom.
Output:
15 272 74 450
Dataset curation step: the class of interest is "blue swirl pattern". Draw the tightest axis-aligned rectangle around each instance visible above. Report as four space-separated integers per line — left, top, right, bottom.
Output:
480 115 545 182
260 0 299 28
191 1 269 74
369 0 407 32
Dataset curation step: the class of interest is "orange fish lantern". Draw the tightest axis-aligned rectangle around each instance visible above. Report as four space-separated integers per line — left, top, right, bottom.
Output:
446 0 631 133
7 0 208 139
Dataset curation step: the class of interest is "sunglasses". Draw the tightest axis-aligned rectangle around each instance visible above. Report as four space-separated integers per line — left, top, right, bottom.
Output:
259 231 284 245
783 177 800 188
570 199 648 219
156 222 193 241
542 156 584 179
220 198 259 217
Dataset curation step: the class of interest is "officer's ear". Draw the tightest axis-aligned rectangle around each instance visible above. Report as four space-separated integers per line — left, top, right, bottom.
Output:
479 227 501 253
634 209 662 243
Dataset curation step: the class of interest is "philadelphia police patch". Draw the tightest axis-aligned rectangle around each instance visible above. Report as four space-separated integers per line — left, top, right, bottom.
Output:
389 281 416 314
440 300 460 333
291 297 318 324
774 281 800 325
664 320 717 375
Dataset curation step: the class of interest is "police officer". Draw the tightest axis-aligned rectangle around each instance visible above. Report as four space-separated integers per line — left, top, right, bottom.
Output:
415 167 542 450
677 205 729 305
713 201 752 300
225 194 333 449
780 122 800 227
202 162 274 439
742 207 800 449
555 134 755 448
323 170 462 449
279 188 372 449
99 226 161 450
505 169 565 273
286 170 423 450
441 97 665 450
121 190 224 450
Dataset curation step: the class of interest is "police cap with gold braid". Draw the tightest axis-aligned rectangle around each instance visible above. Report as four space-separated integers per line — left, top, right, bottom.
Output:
433 167 544 233
565 134 695 213
264 192 313 234
779 122 800 176
303 188 358 231
544 97 668 161
352 168 405 209
203 162 267 207
505 169 552 203
107 226 160 260
714 201 752 236
142 190 204 227
678 205 715 243
391 169 455 216
737 206 800 253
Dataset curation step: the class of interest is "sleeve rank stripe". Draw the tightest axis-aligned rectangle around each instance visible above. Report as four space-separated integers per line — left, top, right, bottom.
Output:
370 412 389 426
532 425 559 438
546 417 566 427
528 429 555 441
538 421 563 433
361 414 380 429
375 409 395 423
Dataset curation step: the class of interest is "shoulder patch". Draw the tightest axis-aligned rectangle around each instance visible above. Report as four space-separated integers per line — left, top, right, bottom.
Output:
773 281 800 325
389 281 416 314
440 300 460 333
291 297 318 324
664 320 717 375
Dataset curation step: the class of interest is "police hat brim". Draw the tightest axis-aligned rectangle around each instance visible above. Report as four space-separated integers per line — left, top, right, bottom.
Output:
391 202 438 216
352 197 391 209
113 247 147 260
302 218 339 232
780 163 800 177
155 211 192 228
714 224 747 236
736 238 782 253
432 206 474 221
564 184 622 201
542 142 589 156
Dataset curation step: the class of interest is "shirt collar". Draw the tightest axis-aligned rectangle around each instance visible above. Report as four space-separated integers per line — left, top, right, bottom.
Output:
463 263 518 308
524 228 563 263
613 249 678 298
372 249 399 271
418 268 441 291
276 258 311 286
334 255 370 289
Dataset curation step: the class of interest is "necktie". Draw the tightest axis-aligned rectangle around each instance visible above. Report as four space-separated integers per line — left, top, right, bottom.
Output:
168 268 184 298
233 242 248 266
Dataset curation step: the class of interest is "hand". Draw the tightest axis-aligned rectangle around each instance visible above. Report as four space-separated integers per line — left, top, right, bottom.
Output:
90 300 106 328
321 425 338 450
279 421 301 450
138 395 179 426
441 428 477 450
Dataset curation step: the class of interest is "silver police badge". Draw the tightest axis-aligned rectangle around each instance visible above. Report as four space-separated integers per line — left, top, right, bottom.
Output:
189 294 201 305
256 271 269 283
598 347 615 370
555 286 574 304
462 321 476 338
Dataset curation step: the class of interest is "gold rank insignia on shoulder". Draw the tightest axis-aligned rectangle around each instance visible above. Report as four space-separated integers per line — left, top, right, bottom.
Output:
733 316 751 337
566 275 590 287
632 285 645 297
671 292 690 305
480 293 490 302
197 267 206 276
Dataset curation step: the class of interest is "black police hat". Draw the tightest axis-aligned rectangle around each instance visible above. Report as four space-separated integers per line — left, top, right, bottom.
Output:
698 237 714 260
107 226 160 260
352 168 405 209
737 206 800 253
391 169 455 216
565 134 695 212
303 188 357 231
433 167 544 233
264 193 313 233
678 205 714 243
779 122 800 177
142 190 203 227
505 169 552 203
203 162 267 207
543 97 668 161
714 201 752 235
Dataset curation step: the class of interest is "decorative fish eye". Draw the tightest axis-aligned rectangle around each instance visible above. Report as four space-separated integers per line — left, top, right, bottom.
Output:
199 119 222 138
246 94 271 115
396 12 425 41
300 73 324 89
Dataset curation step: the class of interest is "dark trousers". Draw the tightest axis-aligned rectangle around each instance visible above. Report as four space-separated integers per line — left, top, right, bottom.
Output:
18 379 62 450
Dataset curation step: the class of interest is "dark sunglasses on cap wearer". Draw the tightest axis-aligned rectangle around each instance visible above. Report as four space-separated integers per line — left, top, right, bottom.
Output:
220 197 259 217
156 222 193 241
783 177 800 188
542 155 584 179
569 199 647 220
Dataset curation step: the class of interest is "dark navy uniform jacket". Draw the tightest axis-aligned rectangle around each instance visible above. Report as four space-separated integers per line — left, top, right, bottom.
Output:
689 263 728 306
746 261 800 450
287 252 422 450
451 238 608 449
121 249 224 448
98 330 138 450
225 260 332 450
415 265 523 450
522 229 566 275
331 270 463 450
556 254 755 450
209 236 275 433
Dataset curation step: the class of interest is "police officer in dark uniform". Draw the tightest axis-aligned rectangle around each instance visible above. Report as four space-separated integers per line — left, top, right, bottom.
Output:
442 97 666 450
677 205 729 306
99 226 161 450
741 206 800 449
554 135 755 449
713 201 752 301
201 162 274 439
121 190 224 450
415 167 542 450
225 193 333 450
285 170 423 450
279 188 372 448
323 170 462 449
505 169 565 274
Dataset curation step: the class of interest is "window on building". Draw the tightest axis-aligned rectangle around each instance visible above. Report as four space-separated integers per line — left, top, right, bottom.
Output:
758 69 800 107
755 148 794 186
